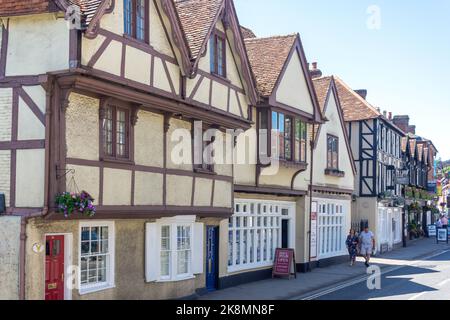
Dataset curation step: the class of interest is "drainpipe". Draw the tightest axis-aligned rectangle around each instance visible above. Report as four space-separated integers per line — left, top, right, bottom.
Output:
19 210 47 300
307 127 316 272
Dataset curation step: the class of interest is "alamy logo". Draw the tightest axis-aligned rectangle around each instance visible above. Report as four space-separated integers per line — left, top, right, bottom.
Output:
366 5 382 30
367 265 382 290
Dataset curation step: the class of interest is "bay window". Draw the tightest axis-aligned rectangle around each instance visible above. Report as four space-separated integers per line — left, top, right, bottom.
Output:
228 200 295 272
79 221 115 294
258 109 307 163
327 135 339 170
146 217 203 282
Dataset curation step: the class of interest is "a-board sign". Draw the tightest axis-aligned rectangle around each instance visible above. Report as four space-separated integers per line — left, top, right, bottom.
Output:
428 225 437 237
437 228 448 243
272 248 296 279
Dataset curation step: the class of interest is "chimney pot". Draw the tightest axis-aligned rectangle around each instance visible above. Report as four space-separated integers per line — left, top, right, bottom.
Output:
355 89 368 100
383 110 387 118
312 62 318 70
388 112 392 120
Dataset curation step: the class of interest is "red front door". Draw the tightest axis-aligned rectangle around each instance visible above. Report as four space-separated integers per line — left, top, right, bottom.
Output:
45 235 65 300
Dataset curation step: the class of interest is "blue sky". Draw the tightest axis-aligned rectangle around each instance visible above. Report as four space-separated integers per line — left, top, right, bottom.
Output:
235 0 450 159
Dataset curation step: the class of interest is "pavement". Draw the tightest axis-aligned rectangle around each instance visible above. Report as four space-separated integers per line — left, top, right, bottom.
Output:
199 237 450 300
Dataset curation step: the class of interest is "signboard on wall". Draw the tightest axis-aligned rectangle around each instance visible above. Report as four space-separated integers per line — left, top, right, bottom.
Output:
272 248 296 279
310 201 318 260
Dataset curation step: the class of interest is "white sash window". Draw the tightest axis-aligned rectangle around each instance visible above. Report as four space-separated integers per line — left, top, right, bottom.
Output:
317 200 347 259
146 216 203 282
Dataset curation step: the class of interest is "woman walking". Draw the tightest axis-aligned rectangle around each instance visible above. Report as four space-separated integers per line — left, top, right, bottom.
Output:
346 229 359 266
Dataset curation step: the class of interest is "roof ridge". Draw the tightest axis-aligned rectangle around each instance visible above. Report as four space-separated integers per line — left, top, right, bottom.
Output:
244 33 297 42
333 75 382 116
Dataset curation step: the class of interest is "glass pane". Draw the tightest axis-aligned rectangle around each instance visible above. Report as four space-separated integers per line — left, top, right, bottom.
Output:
100 227 108 240
81 227 90 241
52 240 60 256
90 241 99 254
210 37 216 73
81 241 90 255
228 230 233 266
177 250 189 274
100 240 108 254
136 0 146 41
161 251 170 277
91 227 99 241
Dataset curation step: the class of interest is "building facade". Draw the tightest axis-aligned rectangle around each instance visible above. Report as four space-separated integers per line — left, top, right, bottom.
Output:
310 76 355 266
0 0 260 300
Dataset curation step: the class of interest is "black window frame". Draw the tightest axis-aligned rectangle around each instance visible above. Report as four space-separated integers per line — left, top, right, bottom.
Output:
124 0 150 43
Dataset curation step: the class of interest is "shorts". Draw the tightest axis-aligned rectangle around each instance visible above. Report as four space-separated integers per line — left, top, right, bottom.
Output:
360 246 372 256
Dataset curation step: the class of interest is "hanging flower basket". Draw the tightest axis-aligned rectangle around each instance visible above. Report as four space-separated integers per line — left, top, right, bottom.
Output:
55 191 96 218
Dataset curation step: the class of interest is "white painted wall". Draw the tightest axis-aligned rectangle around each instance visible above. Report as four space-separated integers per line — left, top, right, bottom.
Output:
6 14 69 76
275 52 314 115
0 216 21 300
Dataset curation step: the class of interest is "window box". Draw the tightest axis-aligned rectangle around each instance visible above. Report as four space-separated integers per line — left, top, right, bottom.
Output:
325 168 345 177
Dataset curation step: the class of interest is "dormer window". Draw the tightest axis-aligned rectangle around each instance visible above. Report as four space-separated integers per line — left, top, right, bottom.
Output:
210 33 226 78
124 0 149 43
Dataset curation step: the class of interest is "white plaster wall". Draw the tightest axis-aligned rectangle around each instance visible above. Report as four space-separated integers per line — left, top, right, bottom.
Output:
94 40 122 76
22 86 46 113
81 34 106 66
153 57 172 93
66 164 100 203
275 52 314 115
0 88 12 142
66 93 100 161
166 175 192 206
17 96 45 141
166 118 192 171
15 149 45 207
193 178 213 206
313 92 355 190
0 216 21 300
103 168 132 205
6 14 69 76
213 180 232 208
0 150 11 207
134 171 163 206
149 0 175 57
125 46 151 85
211 81 228 112
134 110 164 167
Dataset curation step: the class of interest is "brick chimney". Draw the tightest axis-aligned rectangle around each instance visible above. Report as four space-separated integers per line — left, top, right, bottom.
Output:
408 125 416 135
355 90 367 100
309 62 322 79
392 115 410 133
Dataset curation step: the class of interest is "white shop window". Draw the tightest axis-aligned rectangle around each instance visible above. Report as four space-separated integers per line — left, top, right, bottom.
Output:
228 200 295 273
79 221 115 295
317 201 347 259
146 216 204 282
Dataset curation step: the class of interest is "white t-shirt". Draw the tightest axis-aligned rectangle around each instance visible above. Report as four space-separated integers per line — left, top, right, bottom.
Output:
360 231 374 247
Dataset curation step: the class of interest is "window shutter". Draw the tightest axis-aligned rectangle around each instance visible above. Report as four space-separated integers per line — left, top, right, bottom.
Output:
192 223 204 275
145 223 159 282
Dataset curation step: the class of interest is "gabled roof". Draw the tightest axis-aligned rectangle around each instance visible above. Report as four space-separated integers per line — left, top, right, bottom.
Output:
401 136 409 153
409 139 417 158
174 0 223 60
244 34 297 97
333 76 381 122
240 25 256 39
312 76 356 175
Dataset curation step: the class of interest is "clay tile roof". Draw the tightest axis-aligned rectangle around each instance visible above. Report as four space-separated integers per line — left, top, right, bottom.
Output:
69 0 103 26
312 76 332 113
240 25 256 39
244 34 297 97
0 0 57 17
334 76 381 122
174 0 223 59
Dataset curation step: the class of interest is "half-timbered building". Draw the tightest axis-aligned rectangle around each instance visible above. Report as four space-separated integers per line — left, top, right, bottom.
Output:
334 77 405 254
310 76 355 266
216 32 323 286
0 0 259 300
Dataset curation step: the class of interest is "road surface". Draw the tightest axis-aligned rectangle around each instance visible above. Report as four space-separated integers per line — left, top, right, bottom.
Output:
298 249 450 300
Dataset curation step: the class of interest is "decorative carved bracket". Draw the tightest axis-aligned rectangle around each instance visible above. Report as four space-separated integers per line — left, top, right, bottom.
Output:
164 112 173 133
60 88 72 112
131 106 140 126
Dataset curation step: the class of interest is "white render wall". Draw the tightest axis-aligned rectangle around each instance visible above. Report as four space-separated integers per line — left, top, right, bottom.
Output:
0 216 21 300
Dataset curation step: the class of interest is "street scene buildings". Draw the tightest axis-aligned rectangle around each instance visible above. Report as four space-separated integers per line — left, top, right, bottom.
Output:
0 0 443 300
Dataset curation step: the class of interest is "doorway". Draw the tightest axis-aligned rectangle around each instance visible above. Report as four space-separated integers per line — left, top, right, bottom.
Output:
282 220 289 249
45 235 65 300
205 226 219 291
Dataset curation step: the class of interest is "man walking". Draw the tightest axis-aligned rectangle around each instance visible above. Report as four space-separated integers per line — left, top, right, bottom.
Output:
359 226 375 268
